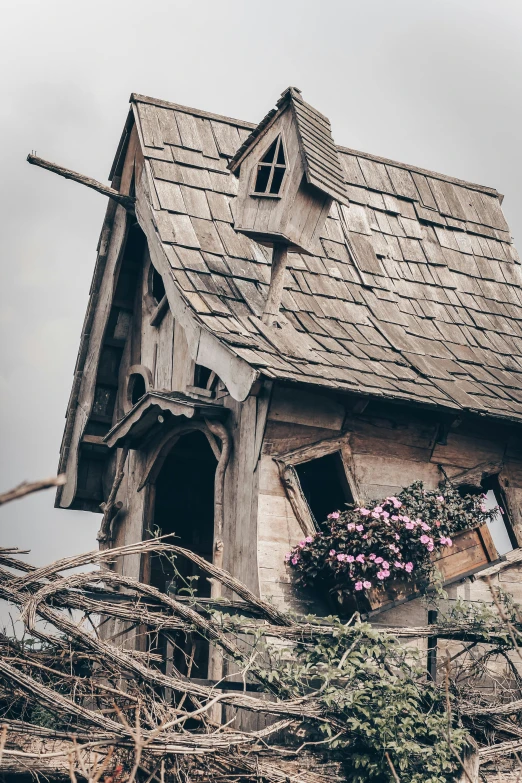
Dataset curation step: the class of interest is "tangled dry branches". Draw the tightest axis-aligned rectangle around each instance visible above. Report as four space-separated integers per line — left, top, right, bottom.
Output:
1 480 522 781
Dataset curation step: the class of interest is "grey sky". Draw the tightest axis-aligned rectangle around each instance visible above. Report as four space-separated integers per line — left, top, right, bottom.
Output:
1 0 522 567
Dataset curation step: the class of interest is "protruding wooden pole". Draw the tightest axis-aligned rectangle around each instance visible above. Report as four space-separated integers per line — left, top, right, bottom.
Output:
27 154 136 213
262 242 288 324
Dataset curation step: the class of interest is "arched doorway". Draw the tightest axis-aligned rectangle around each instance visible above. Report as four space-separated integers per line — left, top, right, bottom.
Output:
149 429 217 679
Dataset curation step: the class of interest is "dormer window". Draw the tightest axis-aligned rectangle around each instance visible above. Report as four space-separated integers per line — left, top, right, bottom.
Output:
253 135 286 196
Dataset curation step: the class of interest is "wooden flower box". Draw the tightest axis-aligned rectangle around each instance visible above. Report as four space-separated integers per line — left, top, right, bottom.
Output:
341 524 499 615
432 523 498 582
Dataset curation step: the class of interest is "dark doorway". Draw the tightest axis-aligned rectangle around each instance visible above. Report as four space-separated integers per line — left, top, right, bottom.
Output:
150 429 216 678
295 451 353 526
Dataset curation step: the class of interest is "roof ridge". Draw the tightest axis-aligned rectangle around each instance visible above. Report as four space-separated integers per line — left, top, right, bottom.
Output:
130 93 501 199
338 144 500 198
130 93 255 130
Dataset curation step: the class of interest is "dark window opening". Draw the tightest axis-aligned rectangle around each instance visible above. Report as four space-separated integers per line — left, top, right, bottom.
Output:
150 266 165 303
295 452 353 526
129 373 146 406
253 135 286 196
458 475 515 556
150 431 216 678
194 364 212 389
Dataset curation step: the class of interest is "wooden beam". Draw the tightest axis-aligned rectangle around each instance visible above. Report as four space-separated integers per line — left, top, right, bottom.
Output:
27 154 136 213
262 243 289 323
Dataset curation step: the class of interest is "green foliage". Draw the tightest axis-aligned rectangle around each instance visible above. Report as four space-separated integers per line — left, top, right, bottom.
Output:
287 481 494 604
254 618 468 783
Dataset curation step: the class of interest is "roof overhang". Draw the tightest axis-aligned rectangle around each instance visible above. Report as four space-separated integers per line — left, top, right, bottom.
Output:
104 391 227 449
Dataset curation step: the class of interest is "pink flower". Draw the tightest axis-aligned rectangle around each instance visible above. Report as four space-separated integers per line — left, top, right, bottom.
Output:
347 523 356 531
291 557 299 565
298 540 306 548
371 511 380 519
305 536 313 543
435 520 441 527
394 561 404 569
391 515 399 521
375 556 383 564
420 535 431 545
405 562 414 573
395 534 400 540
329 550 336 557
402 516 410 524
354 581 364 591
369 553 376 561
336 554 345 562
355 554 365 563
356 524 364 532
405 521 415 530
440 536 453 547
284 552 292 562
374 506 383 513
329 511 340 520
377 570 390 580
346 555 355 563
436 496 445 503
359 508 370 516
420 522 431 532
382 570 390 577
480 505 487 512
381 561 390 569
363 580 372 589
362 534 369 539
381 511 390 519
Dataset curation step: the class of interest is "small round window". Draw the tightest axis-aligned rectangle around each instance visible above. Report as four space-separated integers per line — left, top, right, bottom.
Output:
128 373 146 406
150 266 165 303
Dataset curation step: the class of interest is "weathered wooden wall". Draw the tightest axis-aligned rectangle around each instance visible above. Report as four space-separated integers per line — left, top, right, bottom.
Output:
256 383 522 629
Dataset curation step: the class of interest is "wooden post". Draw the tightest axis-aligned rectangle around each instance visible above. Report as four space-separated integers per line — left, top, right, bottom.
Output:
457 749 479 783
427 609 438 681
262 243 288 324
27 154 136 213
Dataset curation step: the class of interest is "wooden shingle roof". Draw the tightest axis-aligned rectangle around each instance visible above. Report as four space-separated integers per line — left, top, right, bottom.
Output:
131 92 522 423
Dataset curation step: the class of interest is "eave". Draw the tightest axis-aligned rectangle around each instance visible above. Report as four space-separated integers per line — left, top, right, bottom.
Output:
104 391 227 449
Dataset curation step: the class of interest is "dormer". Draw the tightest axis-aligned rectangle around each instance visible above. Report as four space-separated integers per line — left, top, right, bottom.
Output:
228 87 349 255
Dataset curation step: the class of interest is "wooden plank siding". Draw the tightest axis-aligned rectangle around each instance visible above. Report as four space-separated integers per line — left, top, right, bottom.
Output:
255 383 522 627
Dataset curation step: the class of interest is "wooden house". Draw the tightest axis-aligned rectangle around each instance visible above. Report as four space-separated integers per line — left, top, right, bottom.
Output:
40 86 522 666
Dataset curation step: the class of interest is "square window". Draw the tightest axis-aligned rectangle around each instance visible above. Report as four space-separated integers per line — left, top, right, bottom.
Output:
294 451 353 526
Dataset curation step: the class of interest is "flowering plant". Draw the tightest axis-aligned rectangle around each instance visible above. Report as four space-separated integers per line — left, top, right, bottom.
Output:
286 481 498 603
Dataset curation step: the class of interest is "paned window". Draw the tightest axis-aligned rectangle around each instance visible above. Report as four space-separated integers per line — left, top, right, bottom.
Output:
253 135 286 195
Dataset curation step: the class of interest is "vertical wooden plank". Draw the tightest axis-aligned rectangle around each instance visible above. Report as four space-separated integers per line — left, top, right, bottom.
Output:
222 395 260 595
103 450 149 652
171 321 195 392
140 254 158 378
155 310 174 390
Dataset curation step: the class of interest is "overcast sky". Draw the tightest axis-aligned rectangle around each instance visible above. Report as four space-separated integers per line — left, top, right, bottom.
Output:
1 0 522 568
